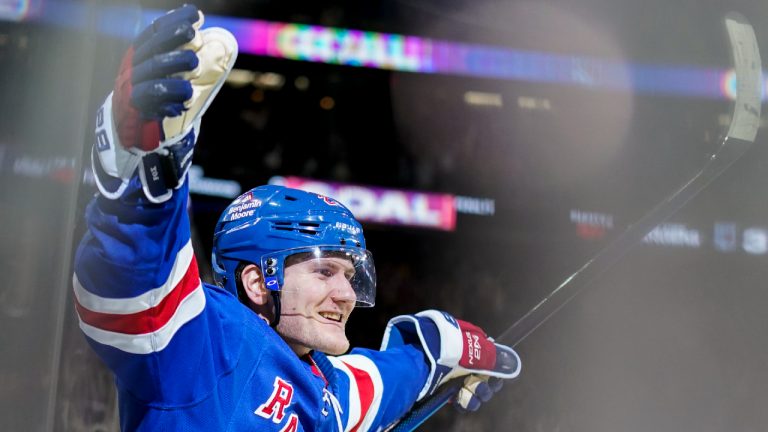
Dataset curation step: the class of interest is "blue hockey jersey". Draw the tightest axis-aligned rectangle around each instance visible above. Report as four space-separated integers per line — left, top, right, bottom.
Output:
73 178 429 431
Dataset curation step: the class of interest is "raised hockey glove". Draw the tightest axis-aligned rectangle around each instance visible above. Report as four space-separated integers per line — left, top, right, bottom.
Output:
93 4 237 203
380 310 520 405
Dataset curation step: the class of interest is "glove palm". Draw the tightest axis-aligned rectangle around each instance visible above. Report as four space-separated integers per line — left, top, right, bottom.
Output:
93 4 237 202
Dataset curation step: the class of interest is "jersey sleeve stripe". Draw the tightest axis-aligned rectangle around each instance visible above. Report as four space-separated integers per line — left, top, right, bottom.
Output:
343 361 374 432
73 239 195 314
339 355 384 432
329 354 384 432
74 256 201 335
327 356 361 431
77 283 206 354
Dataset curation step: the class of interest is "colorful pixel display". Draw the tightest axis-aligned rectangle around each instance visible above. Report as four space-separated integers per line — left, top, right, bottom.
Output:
201 12 758 100
4 4 760 100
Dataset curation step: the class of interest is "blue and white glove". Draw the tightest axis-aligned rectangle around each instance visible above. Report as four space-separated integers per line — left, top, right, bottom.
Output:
381 310 521 411
92 4 237 203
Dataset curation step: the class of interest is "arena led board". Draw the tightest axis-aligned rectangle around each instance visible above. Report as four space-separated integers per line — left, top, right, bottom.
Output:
270 176 457 231
7 3 762 100
201 13 750 100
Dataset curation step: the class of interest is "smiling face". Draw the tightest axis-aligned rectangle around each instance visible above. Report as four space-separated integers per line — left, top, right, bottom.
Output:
275 254 358 356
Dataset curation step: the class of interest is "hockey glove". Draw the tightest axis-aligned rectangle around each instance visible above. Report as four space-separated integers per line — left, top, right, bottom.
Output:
93 4 237 203
380 310 520 407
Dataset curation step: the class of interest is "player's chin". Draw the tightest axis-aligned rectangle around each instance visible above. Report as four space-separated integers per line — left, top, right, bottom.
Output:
317 334 350 355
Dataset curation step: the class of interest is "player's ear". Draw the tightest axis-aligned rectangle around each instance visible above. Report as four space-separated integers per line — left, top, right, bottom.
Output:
241 264 270 306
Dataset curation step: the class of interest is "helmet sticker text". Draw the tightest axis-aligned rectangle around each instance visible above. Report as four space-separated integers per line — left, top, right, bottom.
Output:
334 221 361 236
226 199 262 221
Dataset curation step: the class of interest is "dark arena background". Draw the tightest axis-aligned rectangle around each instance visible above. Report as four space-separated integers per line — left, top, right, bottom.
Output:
2 0 768 430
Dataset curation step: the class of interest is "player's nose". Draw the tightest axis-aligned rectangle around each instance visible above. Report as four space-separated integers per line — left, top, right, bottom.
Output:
329 275 357 305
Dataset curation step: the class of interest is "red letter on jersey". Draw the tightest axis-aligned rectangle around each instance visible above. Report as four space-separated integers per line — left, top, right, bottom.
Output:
255 376 294 423
279 414 299 432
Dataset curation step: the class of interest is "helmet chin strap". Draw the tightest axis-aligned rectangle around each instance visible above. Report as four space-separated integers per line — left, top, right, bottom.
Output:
270 290 281 328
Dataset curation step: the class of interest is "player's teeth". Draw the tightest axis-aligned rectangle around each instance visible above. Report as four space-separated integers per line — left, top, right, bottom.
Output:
320 312 341 322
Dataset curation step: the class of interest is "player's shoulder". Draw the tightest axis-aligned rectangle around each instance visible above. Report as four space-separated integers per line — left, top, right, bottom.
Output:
202 282 287 353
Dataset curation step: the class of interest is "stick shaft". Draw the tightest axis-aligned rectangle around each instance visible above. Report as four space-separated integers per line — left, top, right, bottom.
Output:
500 137 753 347
503 11 762 347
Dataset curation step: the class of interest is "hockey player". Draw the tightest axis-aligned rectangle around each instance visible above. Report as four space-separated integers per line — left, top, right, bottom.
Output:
73 5 521 431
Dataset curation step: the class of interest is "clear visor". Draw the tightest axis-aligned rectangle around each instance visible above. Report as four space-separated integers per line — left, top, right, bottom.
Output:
278 247 376 307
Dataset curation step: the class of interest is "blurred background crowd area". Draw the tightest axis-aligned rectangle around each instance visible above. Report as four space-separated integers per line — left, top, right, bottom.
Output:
2 0 768 430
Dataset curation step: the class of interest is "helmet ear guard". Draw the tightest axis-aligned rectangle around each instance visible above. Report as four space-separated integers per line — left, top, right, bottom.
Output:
231 261 283 328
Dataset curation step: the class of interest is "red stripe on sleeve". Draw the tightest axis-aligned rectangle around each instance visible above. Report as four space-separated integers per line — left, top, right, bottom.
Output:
343 360 375 432
75 256 201 335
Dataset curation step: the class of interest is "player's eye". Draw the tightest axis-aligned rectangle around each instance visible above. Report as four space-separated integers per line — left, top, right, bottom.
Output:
313 265 335 278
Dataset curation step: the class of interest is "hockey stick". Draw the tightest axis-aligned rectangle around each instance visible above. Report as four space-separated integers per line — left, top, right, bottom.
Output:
388 12 762 432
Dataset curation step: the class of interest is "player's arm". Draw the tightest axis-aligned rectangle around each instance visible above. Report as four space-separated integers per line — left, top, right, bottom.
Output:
73 4 237 404
326 310 521 431
322 344 428 432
